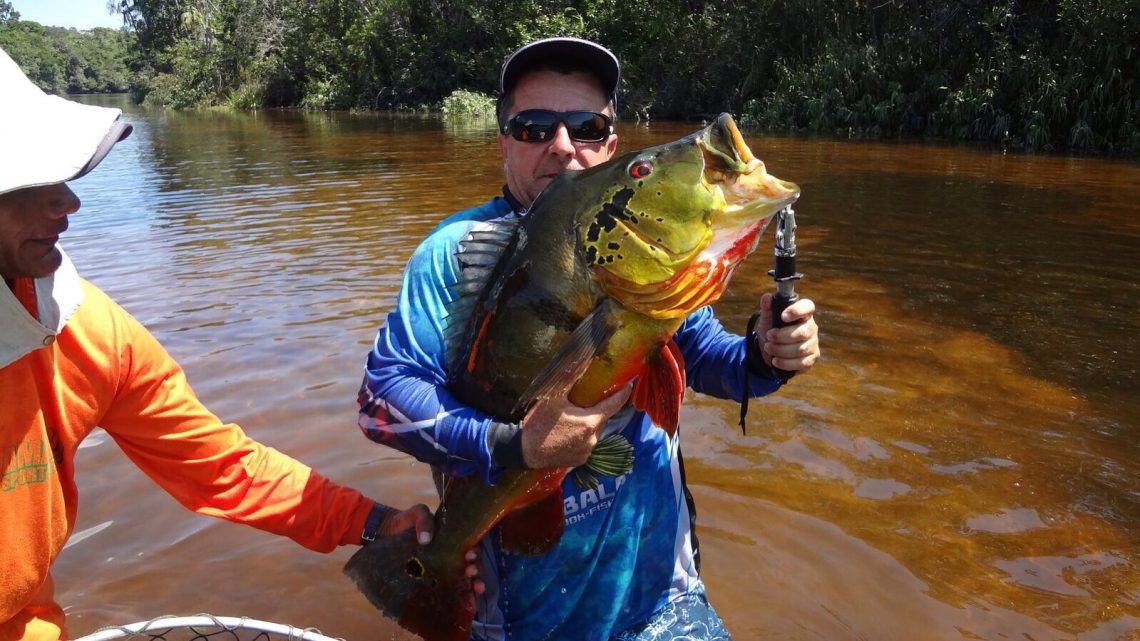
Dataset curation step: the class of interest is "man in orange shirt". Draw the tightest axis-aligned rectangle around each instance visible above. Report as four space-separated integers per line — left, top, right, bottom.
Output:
0 48 476 641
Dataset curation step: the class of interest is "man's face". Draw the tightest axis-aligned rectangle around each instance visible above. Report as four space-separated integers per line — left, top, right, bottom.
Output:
0 183 79 279
498 69 619 209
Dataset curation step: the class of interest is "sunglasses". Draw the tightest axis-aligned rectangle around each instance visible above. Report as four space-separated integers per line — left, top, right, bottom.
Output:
501 109 614 143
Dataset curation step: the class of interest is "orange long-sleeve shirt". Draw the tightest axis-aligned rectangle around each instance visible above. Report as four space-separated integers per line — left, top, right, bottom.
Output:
1 279 374 641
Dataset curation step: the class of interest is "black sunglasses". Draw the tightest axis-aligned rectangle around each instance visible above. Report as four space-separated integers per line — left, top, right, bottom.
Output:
501 109 614 143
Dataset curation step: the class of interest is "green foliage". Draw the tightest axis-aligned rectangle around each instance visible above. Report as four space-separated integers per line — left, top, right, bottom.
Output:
738 0 1139 152
226 82 263 110
441 89 495 119
89 0 1140 153
0 1 19 22
0 20 132 94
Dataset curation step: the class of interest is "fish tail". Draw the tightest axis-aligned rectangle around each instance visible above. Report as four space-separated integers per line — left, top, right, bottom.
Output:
344 529 475 641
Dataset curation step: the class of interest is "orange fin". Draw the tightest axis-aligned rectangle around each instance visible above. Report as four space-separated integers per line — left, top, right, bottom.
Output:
498 490 566 555
631 339 686 436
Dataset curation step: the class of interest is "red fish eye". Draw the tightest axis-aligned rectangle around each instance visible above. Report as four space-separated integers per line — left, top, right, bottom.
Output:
629 161 653 179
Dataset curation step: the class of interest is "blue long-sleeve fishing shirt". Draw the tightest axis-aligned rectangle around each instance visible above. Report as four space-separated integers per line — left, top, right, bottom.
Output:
357 195 783 641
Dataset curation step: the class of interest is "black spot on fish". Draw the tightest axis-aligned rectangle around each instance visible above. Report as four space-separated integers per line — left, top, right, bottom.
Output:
607 242 620 250
586 187 638 241
584 245 598 264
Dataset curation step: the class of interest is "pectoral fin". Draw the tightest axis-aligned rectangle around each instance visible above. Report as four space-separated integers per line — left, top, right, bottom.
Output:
630 338 686 436
511 300 619 417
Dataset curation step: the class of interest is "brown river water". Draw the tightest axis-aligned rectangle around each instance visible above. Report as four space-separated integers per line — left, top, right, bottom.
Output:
48 96 1140 640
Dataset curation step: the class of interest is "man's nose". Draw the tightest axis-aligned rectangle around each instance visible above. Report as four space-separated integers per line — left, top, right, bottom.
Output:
43 183 80 218
547 123 576 156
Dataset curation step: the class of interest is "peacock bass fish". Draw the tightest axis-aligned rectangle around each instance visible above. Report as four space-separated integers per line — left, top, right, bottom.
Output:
344 113 799 641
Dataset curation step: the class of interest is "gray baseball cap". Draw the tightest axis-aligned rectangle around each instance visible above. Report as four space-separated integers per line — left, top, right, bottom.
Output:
498 37 620 115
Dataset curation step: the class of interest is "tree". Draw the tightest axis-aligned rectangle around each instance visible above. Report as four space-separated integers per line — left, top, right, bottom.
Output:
0 1 20 22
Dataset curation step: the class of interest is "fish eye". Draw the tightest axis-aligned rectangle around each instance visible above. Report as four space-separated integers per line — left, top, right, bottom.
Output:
629 161 653 179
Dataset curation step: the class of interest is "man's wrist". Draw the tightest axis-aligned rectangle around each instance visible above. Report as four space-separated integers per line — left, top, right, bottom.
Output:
360 502 393 544
745 332 780 380
486 420 527 469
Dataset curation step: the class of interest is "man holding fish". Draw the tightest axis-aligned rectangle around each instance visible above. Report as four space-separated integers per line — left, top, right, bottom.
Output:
355 37 819 640
0 48 482 641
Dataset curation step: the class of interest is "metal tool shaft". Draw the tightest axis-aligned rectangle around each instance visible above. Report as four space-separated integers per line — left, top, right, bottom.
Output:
769 206 802 381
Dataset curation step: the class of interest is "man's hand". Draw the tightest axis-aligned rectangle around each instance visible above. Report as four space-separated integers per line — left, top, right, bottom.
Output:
520 383 633 469
755 293 820 373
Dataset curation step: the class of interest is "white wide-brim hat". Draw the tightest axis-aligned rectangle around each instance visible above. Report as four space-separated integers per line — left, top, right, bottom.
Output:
0 47 133 196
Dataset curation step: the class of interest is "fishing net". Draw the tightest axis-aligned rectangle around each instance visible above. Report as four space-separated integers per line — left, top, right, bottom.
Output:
72 614 342 641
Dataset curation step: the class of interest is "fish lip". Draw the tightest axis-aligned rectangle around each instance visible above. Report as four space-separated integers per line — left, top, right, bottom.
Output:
697 114 758 176
719 113 755 165
698 115 800 212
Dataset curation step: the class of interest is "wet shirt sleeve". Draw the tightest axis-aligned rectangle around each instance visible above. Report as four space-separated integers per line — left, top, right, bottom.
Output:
357 218 506 483
675 306 783 401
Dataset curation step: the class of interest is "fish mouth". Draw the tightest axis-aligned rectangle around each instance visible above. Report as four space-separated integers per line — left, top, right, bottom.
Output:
695 113 800 281
699 113 799 218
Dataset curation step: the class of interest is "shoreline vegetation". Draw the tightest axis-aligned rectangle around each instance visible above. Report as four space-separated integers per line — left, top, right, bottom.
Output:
2 0 1136 154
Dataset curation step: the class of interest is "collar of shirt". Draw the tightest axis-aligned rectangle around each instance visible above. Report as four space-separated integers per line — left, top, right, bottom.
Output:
501 185 528 216
0 246 84 368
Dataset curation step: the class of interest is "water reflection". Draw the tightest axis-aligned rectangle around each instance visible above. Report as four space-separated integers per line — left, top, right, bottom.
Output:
53 97 1140 640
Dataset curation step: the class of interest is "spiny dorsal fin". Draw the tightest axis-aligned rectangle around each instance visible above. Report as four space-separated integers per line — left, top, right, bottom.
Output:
444 217 521 370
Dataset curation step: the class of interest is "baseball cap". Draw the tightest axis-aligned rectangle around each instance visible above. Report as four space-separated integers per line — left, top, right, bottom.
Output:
0 47 133 196
497 37 620 118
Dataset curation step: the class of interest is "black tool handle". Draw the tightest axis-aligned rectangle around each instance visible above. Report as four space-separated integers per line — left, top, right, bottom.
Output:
769 248 801 381
770 290 798 381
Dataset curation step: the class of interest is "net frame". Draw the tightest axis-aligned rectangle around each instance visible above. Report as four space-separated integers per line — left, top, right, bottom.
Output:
73 614 344 641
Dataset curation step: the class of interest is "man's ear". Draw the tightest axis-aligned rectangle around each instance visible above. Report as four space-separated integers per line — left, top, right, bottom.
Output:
605 132 618 158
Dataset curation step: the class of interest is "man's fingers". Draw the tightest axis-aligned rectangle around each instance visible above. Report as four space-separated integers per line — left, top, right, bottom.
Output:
408 503 433 543
597 382 634 412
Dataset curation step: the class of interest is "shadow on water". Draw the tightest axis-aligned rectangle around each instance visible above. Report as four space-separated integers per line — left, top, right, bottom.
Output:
51 101 1140 640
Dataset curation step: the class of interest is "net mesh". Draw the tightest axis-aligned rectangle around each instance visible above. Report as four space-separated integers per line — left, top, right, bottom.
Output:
72 614 343 641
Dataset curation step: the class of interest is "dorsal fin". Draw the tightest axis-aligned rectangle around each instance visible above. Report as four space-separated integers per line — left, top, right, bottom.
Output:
444 217 521 370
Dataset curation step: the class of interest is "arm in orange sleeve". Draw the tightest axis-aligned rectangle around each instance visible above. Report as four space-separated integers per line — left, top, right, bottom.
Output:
91 287 374 552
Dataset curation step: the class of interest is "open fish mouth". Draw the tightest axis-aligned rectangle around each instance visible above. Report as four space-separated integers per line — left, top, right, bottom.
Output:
700 114 799 217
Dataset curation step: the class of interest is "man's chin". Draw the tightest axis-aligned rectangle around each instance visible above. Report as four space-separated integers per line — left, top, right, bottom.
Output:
19 248 64 279
534 174 560 193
